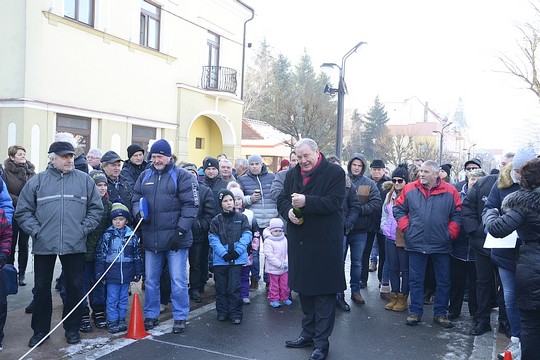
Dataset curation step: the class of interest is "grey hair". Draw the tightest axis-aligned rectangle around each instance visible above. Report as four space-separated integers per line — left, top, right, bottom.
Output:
234 157 248 169
469 168 487 178
423 160 439 173
503 152 515 159
219 158 232 166
47 153 57 162
87 148 103 157
295 138 318 152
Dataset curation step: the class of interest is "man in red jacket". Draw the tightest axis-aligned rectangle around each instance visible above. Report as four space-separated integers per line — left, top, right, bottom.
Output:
393 160 461 329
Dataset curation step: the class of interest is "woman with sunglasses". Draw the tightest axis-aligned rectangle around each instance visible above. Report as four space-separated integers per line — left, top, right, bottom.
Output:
380 164 410 311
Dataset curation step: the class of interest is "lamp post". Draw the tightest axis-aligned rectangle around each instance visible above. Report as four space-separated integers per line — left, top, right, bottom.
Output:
465 143 476 160
321 41 366 160
432 122 453 165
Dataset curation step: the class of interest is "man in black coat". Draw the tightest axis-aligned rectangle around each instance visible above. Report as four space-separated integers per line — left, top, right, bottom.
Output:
277 138 346 360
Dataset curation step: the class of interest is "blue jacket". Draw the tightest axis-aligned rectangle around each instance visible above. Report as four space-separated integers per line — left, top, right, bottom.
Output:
0 178 13 224
209 211 251 266
132 160 198 252
95 225 143 284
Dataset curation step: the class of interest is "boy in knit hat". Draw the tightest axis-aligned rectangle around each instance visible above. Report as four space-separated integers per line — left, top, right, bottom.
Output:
208 189 252 324
79 171 113 332
263 218 291 308
96 200 142 334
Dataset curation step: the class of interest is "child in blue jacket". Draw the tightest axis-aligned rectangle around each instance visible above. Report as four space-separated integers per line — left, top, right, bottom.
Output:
96 201 143 334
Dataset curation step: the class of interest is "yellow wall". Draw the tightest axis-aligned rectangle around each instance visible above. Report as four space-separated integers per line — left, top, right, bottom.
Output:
188 116 223 166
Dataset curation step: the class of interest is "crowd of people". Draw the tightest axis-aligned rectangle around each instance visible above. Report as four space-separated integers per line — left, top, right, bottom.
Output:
0 133 539 360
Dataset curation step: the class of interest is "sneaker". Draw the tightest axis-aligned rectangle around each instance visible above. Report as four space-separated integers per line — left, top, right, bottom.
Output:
231 318 242 325
269 301 281 308
283 299 293 306
406 314 421 326
65 330 81 344
144 317 159 330
242 297 251 304
369 262 377 272
118 320 128 332
79 318 93 333
0 343 2 352
433 315 454 328
172 320 186 334
351 292 365 304
497 337 521 360
108 321 120 334
93 310 107 329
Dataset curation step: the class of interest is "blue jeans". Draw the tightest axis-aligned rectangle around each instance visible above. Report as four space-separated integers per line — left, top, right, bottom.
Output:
106 283 129 322
498 267 521 337
408 252 450 317
344 232 367 293
145 249 190 320
386 239 409 294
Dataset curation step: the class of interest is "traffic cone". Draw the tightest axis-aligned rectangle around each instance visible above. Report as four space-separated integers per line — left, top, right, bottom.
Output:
124 293 150 340
502 350 512 360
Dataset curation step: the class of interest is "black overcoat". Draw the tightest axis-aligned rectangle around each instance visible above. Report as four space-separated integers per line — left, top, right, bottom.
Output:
277 154 346 296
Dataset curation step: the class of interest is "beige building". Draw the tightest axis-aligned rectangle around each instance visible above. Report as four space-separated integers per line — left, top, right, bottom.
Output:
0 0 254 170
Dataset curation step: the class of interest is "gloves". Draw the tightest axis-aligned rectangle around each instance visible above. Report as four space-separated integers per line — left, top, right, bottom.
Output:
281 263 288 270
169 231 185 251
222 253 233 262
0 252 6 268
345 222 354 234
134 275 141 282
229 250 240 260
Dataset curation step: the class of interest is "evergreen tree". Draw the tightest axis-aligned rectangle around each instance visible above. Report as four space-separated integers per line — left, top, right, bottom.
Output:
360 96 391 162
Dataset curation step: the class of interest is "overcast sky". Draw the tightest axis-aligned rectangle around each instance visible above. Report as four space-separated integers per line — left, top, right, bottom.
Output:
243 0 540 152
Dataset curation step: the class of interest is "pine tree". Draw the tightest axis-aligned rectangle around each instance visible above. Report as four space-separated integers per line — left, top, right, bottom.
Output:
359 96 391 162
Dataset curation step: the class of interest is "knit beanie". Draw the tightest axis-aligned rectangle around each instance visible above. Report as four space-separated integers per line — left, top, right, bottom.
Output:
203 157 219 170
89 170 107 185
440 163 452 176
248 154 263 164
150 139 172 157
268 218 284 232
182 163 198 173
230 187 245 199
127 144 145 159
464 158 482 169
110 200 131 222
218 189 234 209
513 147 537 170
280 159 290 168
391 165 409 182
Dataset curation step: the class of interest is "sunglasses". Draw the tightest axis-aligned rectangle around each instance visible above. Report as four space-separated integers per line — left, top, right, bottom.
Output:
465 167 479 171
392 178 404 184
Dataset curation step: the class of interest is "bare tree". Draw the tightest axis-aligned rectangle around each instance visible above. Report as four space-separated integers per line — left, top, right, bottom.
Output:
387 134 415 166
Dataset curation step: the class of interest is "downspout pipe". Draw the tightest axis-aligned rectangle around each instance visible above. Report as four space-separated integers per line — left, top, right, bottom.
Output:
236 1 254 100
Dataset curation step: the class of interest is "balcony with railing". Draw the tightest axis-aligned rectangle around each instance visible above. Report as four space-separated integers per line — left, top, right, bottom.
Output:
201 66 237 94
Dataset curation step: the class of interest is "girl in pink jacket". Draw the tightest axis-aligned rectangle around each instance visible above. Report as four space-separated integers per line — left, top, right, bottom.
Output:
263 218 291 307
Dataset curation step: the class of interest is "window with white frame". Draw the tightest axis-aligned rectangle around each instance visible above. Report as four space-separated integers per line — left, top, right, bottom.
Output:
64 0 94 26
140 0 161 50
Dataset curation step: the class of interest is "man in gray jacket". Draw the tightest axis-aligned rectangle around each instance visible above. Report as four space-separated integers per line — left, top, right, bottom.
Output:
16 141 103 347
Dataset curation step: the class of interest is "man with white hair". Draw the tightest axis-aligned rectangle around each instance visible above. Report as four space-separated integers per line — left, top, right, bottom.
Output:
219 158 236 183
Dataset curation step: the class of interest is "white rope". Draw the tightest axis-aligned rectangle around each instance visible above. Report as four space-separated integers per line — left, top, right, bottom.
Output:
18 217 144 360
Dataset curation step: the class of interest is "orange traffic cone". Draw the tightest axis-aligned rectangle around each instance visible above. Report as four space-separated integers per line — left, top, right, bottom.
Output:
502 350 512 360
124 293 150 340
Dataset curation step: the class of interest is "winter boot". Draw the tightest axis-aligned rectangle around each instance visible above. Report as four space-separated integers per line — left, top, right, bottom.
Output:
384 292 399 311
93 305 107 329
107 321 120 334
249 276 259 291
380 284 391 301
79 312 93 333
392 293 408 312
336 293 351 311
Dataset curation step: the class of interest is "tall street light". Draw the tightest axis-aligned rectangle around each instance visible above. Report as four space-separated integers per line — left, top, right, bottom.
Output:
464 143 476 160
321 41 366 160
432 122 453 165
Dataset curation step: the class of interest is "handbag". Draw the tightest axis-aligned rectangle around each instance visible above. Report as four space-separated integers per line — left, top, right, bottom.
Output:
2 264 18 295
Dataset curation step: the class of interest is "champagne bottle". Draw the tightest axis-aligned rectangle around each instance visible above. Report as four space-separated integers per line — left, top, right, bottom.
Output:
293 207 304 225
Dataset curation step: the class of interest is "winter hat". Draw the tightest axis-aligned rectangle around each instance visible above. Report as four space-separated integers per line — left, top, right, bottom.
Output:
182 163 198 174
230 187 244 199
89 170 107 185
150 139 172 157
248 154 263 164
268 218 284 232
513 147 537 170
464 158 482 169
440 163 452 176
110 199 131 222
48 141 76 156
280 159 290 168
101 150 122 164
391 165 409 182
370 159 385 169
218 189 234 209
203 157 219 170
127 144 145 159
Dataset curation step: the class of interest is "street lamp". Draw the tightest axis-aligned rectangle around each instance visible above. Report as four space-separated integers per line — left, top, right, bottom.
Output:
321 41 366 160
464 143 476 160
432 122 453 165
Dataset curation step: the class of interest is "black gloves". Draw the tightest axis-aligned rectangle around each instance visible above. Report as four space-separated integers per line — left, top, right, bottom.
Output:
169 231 185 251
229 250 240 260
222 253 233 262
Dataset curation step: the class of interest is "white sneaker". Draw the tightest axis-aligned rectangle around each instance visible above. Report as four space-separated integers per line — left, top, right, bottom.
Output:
498 336 521 360
242 298 251 304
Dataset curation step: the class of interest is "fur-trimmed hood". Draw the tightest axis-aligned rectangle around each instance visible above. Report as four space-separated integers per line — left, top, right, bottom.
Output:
497 163 514 189
502 187 540 214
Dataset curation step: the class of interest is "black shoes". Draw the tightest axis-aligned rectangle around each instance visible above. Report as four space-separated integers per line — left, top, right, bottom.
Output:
19 274 27 286
65 330 81 344
217 314 227 322
336 293 351 311
231 318 242 325
172 320 186 334
28 332 49 347
25 300 34 314
498 321 511 338
190 290 202 303
470 322 492 336
285 336 314 348
309 348 329 360
144 317 159 330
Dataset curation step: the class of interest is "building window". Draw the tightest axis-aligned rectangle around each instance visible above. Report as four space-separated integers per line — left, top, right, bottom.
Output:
195 137 204 149
64 0 94 26
132 125 156 153
140 0 160 50
56 114 91 151
207 32 220 89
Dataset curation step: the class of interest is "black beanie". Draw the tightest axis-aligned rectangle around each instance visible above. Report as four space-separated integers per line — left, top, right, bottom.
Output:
440 163 452 175
203 157 220 170
127 144 145 159
391 165 409 183
218 189 234 209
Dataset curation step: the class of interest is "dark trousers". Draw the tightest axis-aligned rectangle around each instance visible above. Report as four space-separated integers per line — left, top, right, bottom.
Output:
8 219 30 274
363 232 386 284
298 293 337 350
33 253 84 333
449 257 477 318
474 251 499 324
160 258 171 305
214 265 242 320
0 267 6 344
520 309 540 360
189 240 207 292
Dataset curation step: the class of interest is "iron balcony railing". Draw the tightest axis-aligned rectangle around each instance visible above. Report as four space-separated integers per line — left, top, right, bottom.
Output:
201 66 237 94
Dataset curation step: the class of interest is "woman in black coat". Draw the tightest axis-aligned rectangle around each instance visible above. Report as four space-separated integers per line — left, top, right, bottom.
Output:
483 158 540 360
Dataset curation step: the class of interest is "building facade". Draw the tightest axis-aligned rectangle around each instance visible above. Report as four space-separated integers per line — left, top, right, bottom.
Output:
0 0 253 170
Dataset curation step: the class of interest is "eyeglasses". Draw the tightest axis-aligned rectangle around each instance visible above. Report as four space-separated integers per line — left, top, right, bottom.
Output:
465 167 479 171
392 178 404 184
